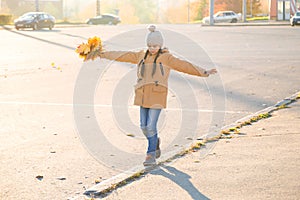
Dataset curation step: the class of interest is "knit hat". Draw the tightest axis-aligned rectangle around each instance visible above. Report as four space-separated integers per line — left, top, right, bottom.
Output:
146 25 164 47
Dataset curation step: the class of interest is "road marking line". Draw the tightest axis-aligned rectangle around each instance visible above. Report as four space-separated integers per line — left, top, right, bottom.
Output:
0 101 251 114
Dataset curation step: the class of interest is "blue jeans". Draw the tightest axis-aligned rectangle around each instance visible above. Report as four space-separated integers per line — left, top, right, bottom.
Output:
140 106 161 157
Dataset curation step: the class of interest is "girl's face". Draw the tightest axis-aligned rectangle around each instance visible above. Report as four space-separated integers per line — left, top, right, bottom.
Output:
148 45 160 55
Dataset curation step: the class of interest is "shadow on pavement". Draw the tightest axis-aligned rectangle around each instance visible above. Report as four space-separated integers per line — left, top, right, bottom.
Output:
150 164 210 200
0 25 74 50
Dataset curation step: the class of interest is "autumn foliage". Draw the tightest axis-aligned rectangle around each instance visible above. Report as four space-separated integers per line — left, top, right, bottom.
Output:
75 36 103 61
80 0 263 24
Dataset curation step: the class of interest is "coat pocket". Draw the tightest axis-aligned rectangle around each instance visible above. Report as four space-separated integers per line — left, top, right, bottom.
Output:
152 84 167 93
134 87 143 105
151 84 168 108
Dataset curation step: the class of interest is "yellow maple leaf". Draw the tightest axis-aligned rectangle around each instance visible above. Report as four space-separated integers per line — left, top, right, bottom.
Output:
75 43 90 55
88 36 101 50
76 36 103 61
79 54 87 60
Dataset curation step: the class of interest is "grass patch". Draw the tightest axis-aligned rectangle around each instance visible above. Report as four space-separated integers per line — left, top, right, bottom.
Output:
246 16 269 21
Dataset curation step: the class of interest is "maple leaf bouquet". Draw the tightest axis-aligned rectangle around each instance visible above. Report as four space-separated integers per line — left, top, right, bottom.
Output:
75 36 103 61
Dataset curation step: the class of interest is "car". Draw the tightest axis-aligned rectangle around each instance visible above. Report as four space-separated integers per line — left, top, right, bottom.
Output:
86 14 121 25
202 11 241 24
14 12 55 30
290 11 300 26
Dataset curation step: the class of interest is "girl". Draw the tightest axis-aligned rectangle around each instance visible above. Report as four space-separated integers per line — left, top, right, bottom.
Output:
94 25 217 166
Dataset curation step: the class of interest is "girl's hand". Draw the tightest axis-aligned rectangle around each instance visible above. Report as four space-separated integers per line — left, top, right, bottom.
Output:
206 69 217 75
86 49 101 61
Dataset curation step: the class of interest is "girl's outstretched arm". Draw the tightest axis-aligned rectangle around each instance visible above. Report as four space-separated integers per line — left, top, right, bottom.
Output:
162 53 217 77
98 50 143 64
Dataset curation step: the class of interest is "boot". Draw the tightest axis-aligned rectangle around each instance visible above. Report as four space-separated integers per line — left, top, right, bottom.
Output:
143 154 156 166
156 137 161 159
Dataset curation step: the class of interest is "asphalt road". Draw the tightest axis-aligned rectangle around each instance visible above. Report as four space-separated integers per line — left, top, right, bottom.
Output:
1 23 300 159
0 24 299 199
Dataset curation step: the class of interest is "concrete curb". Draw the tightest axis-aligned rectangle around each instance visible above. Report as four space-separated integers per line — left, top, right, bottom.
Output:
201 21 290 27
0 21 291 31
80 91 299 199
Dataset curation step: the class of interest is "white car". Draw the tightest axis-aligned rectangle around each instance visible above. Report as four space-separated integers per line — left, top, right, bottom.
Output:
290 11 300 26
202 11 240 24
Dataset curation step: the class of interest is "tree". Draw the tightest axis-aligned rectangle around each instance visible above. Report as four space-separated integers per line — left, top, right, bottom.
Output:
118 3 140 24
214 0 262 16
129 0 156 23
193 0 208 20
163 3 188 23
226 0 243 13
101 0 156 24
247 0 262 16
4 0 19 10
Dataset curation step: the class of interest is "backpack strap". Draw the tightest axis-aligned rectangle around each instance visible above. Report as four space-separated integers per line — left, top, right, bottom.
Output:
159 62 164 76
151 48 162 77
139 50 149 77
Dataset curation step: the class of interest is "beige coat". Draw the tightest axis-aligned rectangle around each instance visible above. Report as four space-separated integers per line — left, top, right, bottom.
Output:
99 49 208 109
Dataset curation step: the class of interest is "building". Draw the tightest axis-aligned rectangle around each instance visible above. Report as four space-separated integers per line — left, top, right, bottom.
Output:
269 0 299 20
1 0 63 19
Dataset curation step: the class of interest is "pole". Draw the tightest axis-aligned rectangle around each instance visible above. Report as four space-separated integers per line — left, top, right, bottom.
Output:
156 0 159 23
60 0 63 19
188 0 190 23
63 0 68 21
96 0 100 16
250 0 253 17
243 0 247 22
35 0 39 12
209 0 214 25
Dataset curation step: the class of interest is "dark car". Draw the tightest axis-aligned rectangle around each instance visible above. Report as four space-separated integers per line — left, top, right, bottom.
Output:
14 12 55 30
86 14 121 25
290 11 300 26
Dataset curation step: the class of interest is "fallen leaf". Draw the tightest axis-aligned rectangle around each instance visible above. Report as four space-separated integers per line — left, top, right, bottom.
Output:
229 127 236 131
95 179 101 184
36 175 43 181
221 130 230 135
